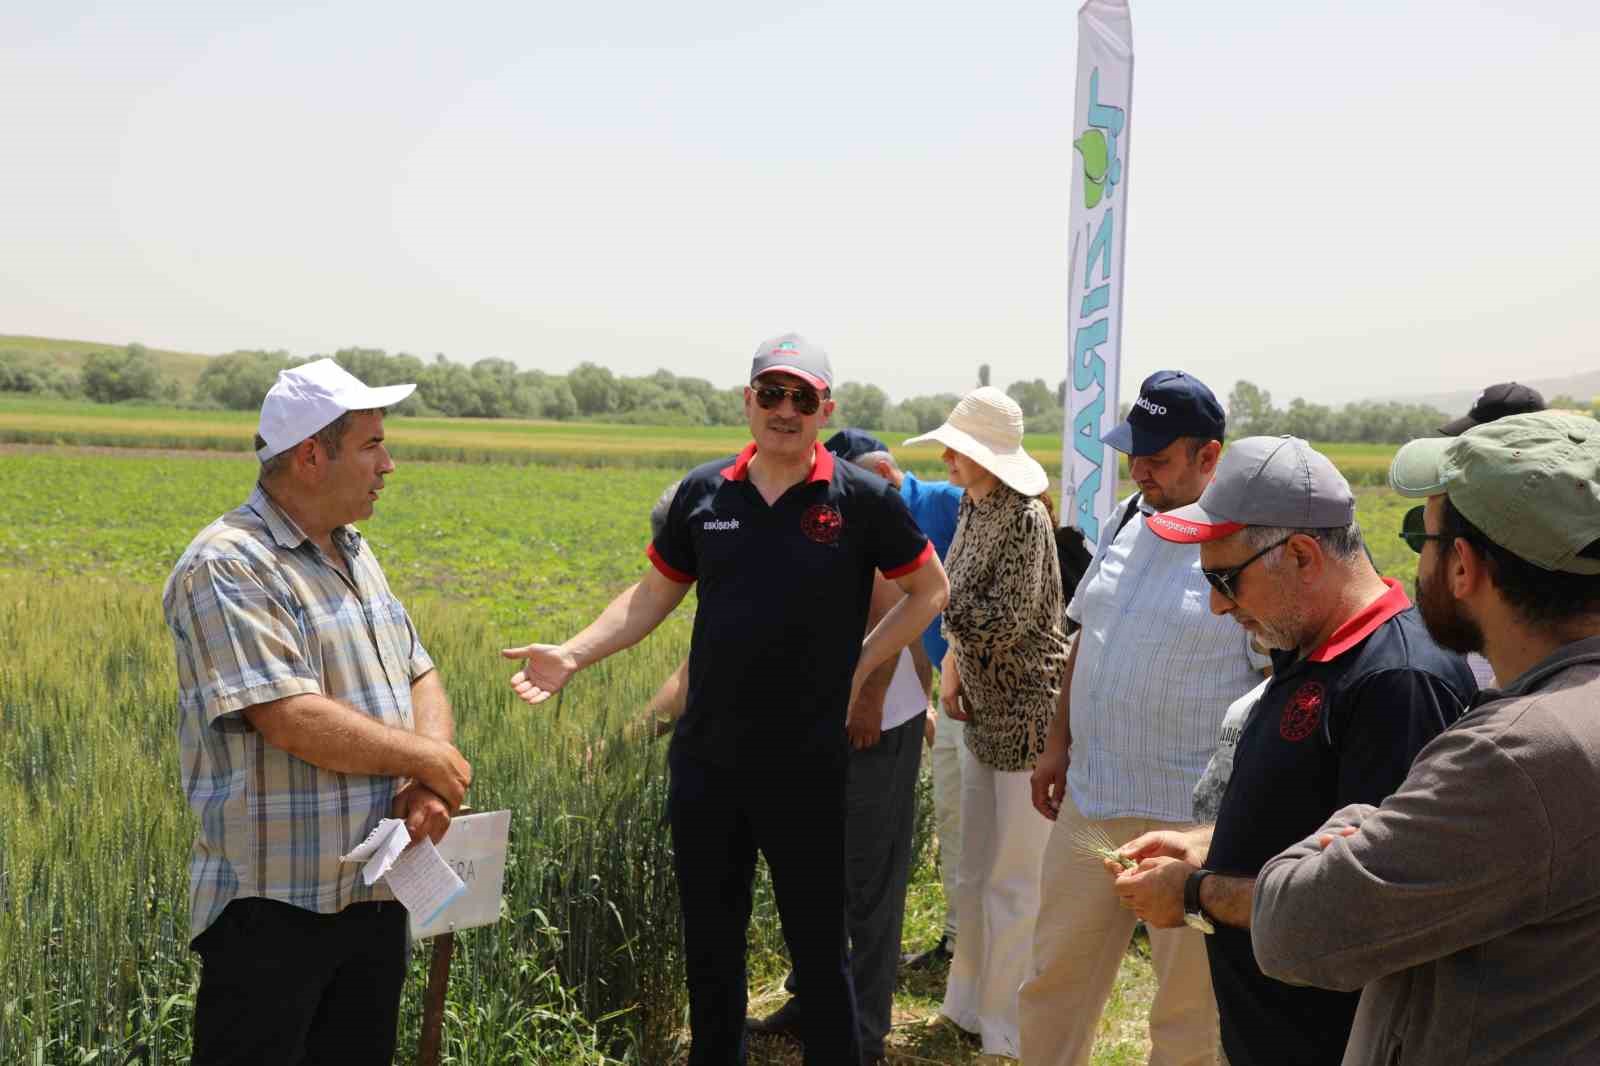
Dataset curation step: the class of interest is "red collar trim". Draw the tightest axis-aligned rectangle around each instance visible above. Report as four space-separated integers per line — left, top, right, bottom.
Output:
720 441 834 484
1307 578 1412 663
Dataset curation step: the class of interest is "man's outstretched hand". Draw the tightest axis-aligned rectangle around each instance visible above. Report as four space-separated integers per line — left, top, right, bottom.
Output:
501 643 579 705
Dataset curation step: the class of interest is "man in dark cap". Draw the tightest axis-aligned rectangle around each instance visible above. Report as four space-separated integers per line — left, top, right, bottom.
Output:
1021 370 1269 1066
1438 381 1545 435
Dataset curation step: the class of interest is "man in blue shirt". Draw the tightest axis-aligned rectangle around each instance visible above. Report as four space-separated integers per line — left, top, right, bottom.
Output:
823 429 964 968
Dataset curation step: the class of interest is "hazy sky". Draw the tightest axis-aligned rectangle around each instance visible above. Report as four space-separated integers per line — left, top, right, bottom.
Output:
3 1 1597 404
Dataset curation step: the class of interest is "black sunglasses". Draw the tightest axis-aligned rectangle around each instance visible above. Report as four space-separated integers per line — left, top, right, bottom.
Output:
1201 535 1292 601
753 382 822 416
1398 505 1451 554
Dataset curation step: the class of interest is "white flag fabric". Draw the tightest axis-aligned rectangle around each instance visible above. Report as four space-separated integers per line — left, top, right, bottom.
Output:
1062 0 1133 546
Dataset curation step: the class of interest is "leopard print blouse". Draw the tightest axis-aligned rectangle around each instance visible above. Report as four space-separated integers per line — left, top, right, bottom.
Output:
941 483 1069 772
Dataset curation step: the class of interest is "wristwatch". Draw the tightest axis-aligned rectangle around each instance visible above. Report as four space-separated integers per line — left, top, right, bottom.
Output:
1183 868 1216 934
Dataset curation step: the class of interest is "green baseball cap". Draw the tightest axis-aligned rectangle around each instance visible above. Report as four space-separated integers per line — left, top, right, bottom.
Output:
1389 412 1600 575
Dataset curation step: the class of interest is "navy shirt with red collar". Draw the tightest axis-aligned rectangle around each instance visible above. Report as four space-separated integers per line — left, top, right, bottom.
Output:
648 440 933 768
1204 579 1476 1066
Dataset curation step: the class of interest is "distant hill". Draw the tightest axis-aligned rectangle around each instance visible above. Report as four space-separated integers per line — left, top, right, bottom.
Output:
0 334 214 395
1387 368 1600 419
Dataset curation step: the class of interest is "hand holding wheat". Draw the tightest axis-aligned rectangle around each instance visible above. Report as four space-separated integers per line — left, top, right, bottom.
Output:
1074 824 1138 874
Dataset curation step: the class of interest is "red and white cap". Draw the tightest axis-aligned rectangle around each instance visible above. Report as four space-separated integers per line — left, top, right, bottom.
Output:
256 358 416 461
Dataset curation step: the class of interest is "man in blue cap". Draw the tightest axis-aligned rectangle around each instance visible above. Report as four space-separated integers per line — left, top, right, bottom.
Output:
1020 371 1269 1066
820 428 966 970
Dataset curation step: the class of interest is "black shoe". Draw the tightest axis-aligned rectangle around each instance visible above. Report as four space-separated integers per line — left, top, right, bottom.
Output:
745 997 804 1042
900 933 952 970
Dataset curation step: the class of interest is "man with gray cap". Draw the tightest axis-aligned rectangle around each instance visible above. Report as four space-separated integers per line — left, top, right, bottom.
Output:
502 333 948 1066
163 358 471 1064
1107 436 1474 1066
1252 413 1600 1065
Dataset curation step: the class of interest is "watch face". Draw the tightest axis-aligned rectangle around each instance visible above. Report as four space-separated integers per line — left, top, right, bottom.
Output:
1184 911 1216 935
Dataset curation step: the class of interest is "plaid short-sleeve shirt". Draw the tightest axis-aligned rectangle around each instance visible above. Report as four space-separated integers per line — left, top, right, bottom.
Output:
162 485 435 941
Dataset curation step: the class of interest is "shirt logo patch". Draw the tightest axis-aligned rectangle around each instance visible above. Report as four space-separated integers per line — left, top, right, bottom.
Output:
702 518 740 532
802 504 843 544
1280 681 1325 742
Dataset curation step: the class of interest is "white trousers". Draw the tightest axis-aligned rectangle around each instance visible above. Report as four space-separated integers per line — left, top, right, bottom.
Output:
941 742 1052 1058
929 704 965 939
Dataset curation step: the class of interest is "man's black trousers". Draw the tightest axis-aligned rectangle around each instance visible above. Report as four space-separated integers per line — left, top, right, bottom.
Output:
190 897 409 1066
668 744 862 1066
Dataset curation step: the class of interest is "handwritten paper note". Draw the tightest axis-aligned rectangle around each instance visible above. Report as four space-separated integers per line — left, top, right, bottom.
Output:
341 818 467 926
409 810 512 940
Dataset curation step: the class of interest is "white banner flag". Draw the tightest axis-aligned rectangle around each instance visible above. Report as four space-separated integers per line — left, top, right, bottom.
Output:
1062 0 1132 546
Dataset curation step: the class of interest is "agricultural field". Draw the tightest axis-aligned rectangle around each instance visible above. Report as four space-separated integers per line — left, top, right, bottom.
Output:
0 395 1399 485
0 426 1412 1065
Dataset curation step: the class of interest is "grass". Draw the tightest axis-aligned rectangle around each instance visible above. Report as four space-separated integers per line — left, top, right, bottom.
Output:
0 440 1415 1064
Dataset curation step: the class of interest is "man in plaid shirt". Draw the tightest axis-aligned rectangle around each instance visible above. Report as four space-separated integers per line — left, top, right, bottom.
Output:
163 359 472 1066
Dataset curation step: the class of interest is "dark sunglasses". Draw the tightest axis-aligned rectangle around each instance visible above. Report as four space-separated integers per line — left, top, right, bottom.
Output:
1398 505 1451 554
753 382 822 415
1200 535 1292 601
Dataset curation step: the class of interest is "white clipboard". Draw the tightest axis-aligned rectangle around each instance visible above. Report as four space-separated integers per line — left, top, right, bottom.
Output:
408 809 512 940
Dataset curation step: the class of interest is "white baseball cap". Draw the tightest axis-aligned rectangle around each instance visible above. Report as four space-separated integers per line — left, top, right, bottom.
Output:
256 358 416 461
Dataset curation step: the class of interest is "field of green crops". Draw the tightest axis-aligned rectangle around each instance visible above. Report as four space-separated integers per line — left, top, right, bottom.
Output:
0 429 1412 1065
0 396 1400 486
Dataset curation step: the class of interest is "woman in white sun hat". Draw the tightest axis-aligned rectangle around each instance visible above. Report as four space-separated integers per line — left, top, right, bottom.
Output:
905 386 1069 1058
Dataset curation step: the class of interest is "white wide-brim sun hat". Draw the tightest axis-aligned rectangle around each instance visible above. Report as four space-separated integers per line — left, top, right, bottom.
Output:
904 386 1048 496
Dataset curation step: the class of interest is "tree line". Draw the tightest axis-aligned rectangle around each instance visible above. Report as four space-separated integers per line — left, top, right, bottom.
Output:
2 343 1593 443
1226 379 1600 445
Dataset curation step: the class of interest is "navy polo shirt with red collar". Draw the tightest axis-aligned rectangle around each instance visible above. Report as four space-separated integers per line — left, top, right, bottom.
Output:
648 440 933 769
1203 578 1476 1066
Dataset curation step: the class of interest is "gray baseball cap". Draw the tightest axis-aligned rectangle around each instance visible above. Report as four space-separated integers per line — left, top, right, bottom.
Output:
1147 435 1355 543
749 332 833 391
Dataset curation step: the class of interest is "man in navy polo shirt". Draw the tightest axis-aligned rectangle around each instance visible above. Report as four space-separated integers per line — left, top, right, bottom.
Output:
1106 436 1475 1066
503 333 949 1066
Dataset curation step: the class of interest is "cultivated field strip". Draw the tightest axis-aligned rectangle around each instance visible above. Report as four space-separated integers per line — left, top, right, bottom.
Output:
0 445 1412 1064
0 397 1399 482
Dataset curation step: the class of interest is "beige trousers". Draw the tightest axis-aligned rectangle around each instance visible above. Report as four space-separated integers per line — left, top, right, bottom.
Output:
1017 792 1219 1066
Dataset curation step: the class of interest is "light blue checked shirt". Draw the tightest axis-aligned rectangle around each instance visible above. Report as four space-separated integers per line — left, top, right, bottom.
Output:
1065 496 1269 823
162 485 434 941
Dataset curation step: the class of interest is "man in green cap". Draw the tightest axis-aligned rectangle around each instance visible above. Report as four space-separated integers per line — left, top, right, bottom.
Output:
1250 411 1600 1065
